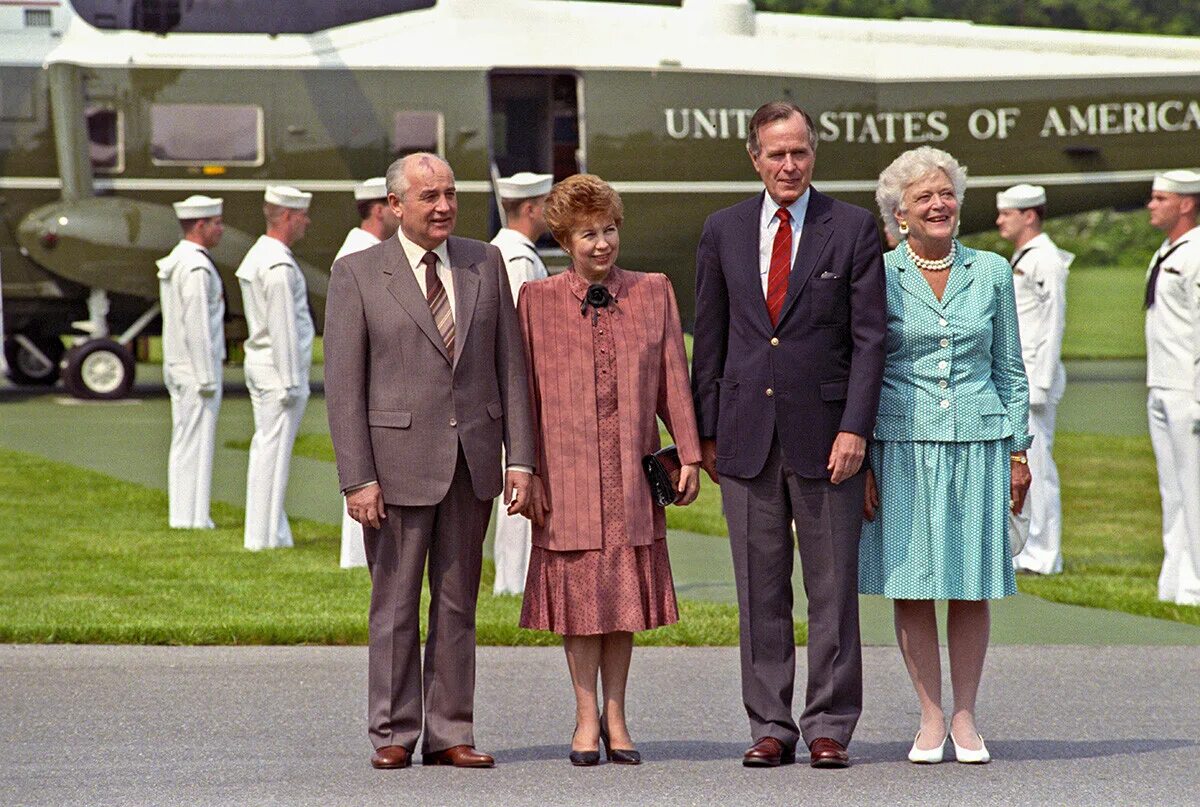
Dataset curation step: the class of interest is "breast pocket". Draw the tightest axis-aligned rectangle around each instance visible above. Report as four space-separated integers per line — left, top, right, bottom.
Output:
807 273 850 327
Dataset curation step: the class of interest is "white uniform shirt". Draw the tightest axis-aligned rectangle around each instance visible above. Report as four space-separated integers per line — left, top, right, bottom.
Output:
334 227 381 263
156 240 226 388
1145 225 1200 399
235 235 314 388
490 228 548 298
758 188 809 299
1011 232 1072 404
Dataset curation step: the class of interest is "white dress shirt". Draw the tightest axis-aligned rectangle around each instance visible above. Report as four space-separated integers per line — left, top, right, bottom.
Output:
1145 225 1200 399
396 229 454 316
757 188 810 298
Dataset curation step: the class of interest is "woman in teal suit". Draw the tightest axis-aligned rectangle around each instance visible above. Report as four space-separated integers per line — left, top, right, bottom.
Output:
862 147 1032 765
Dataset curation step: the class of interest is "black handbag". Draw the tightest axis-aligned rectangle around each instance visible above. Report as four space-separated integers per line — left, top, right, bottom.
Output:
642 445 682 507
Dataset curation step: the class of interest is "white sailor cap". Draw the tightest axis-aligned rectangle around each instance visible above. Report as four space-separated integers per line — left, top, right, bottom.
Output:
172 194 223 219
354 177 388 201
996 184 1046 210
264 185 313 209
1152 170 1200 195
497 171 553 200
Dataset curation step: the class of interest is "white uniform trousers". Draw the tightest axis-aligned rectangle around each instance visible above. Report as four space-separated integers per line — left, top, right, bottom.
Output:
491 499 531 595
340 505 367 568
244 365 308 551
1011 402 1063 574
166 373 221 529
1148 388 1200 605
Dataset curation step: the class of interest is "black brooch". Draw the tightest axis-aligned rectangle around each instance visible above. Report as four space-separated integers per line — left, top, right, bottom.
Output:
581 283 616 323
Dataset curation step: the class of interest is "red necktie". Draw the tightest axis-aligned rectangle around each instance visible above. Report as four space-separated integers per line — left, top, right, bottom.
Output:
766 207 792 326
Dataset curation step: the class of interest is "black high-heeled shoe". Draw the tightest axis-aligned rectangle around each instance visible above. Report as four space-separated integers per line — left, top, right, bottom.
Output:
600 715 642 765
569 724 600 766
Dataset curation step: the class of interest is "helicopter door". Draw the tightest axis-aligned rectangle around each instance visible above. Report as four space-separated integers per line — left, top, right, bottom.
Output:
487 71 583 233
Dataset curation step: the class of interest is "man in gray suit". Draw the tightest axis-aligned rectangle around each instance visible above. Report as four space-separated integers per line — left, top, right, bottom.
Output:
324 152 535 770
692 102 886 768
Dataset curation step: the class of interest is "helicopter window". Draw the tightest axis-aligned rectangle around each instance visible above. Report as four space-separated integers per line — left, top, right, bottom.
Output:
150 103 264 166
86 106 124 174
24 9 53 28
392 111 443 158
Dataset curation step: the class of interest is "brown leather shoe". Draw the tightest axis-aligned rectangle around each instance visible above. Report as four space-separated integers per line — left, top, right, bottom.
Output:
742 737 795 767
370 745 411 769
422 745 496 768
809 737 850 769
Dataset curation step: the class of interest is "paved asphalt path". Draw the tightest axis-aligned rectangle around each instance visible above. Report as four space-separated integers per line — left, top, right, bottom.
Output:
4 644 1197 806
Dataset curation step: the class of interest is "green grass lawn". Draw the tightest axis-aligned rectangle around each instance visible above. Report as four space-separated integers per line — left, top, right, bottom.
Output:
1021 432 1199 626
1061 267 1146 360
0 448 750 646
232 428 1199 627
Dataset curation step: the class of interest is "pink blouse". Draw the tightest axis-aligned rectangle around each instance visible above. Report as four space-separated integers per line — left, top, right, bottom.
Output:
517 267 702 552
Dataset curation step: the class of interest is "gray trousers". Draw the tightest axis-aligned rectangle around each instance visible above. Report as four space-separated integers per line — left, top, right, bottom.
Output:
363 447 492 754
721 437 864 749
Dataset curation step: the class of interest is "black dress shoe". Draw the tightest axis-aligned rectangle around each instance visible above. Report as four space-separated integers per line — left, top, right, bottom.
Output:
570 724 600 766
600 717 642 765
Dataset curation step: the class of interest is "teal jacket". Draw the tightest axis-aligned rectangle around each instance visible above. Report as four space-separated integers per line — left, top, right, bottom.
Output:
873 242 1033 451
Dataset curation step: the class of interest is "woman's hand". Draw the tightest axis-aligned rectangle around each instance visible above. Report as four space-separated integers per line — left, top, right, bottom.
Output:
864 467 879 522
674 463 700 506
1010 454 1032 515
523 475 550 527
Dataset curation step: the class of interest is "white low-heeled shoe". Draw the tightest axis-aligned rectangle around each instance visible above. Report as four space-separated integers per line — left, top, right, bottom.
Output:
951 732 991 764
907 731 946 764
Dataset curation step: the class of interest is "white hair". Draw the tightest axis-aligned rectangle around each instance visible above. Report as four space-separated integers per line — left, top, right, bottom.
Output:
875 147 968 241
385 152 453 200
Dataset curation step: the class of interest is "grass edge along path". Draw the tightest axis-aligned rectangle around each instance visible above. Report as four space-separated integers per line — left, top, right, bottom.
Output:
0 448 767 646
235 429 1200 629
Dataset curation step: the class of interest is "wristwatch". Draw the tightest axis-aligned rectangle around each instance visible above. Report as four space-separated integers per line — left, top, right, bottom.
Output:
1010 453 1028 464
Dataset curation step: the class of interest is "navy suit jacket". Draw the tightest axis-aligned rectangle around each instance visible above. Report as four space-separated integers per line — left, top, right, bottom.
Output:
691 188 886 480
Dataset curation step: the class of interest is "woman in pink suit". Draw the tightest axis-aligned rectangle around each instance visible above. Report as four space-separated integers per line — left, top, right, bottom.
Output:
517 174 701 766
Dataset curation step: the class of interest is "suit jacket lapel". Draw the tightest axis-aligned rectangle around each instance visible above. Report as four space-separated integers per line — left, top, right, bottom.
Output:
776 189 833 328
448 238 480 369
896 251 946 316
738 197 773 333
383 237 452 365
938 247 975 308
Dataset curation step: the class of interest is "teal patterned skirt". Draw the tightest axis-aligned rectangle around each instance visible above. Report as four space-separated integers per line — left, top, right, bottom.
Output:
859 439 1017 600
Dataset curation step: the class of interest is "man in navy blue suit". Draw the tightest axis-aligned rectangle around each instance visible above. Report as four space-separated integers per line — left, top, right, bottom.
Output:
692 101 886 769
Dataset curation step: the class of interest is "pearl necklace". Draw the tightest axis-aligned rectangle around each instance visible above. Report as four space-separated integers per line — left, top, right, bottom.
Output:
905 240 956 272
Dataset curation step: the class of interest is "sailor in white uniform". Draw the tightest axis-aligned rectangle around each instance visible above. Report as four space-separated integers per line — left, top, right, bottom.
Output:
236 185 314 551
157 195 226 529
489 171 552 594
1144 169 1200 605
996 184 1072 574
334 177 399 568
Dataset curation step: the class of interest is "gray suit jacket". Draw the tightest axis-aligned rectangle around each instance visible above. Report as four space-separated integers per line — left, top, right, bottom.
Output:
324 234 535 506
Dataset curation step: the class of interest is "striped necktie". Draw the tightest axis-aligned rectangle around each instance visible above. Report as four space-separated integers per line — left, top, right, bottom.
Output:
422 251 455 359
766 207 792 326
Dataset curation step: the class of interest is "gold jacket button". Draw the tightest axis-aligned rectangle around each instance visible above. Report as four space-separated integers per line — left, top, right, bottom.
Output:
766 388 774 397
449 418 458 427
770 337 779 346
